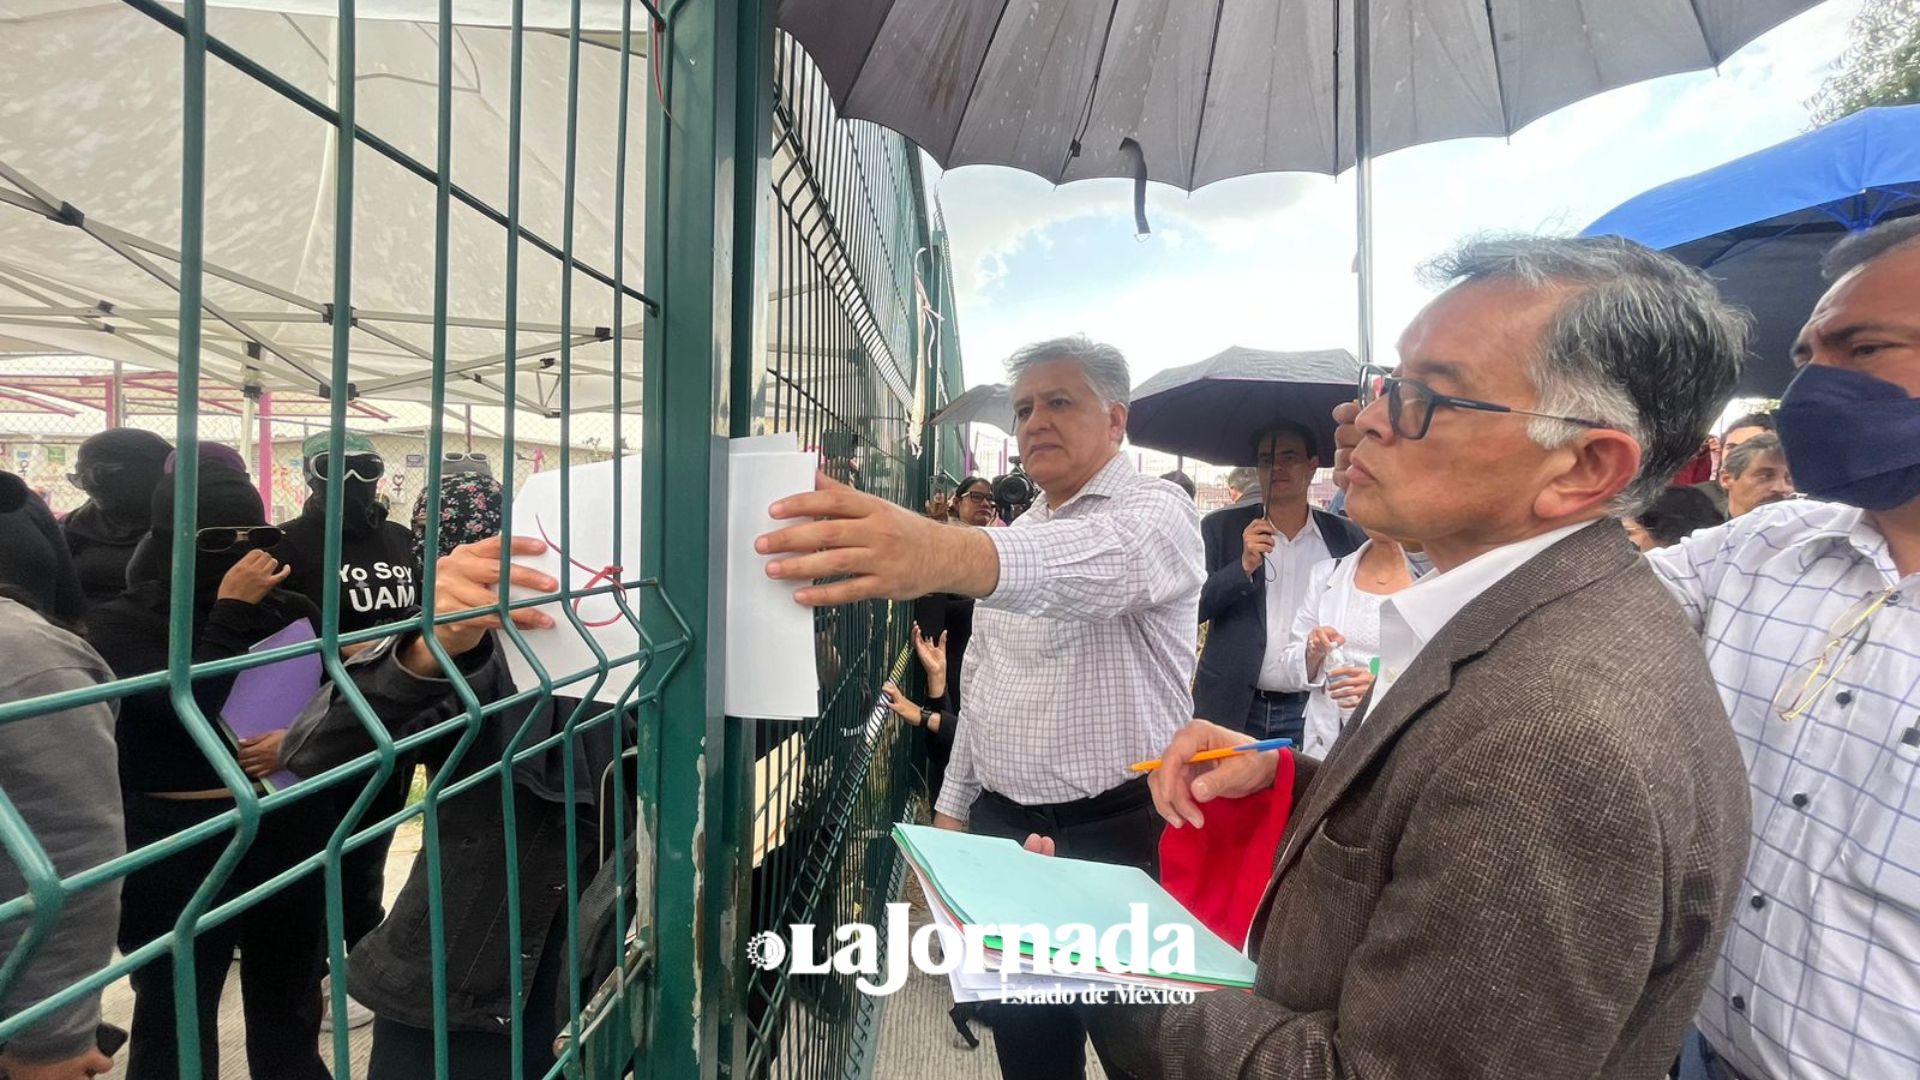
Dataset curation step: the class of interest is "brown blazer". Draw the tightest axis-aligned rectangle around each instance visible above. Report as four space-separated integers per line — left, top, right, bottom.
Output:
1092 520 1751 1080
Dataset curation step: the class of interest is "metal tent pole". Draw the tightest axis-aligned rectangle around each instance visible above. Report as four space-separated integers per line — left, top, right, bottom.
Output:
1354 0 1376 367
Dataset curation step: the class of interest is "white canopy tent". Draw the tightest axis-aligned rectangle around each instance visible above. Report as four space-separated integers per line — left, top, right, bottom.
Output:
0 0 650 414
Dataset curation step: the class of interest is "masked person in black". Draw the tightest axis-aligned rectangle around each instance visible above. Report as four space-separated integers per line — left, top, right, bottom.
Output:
86 451 332 1080
0 470 86 627
272 430 421 1030
281 480 623 1080
276 431 419 633
62 427 174 611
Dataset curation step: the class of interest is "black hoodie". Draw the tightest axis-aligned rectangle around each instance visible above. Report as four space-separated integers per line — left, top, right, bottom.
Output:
275 487 420 635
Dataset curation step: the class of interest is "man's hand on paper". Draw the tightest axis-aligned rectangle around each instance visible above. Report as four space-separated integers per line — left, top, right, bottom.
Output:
1151 719 1280 830
933 812 967 832
399 536 557 678
1022 834 1056 857
757 473 1001 605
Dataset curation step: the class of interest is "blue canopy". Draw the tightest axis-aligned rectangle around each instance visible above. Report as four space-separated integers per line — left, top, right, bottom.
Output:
1583 105 1920 394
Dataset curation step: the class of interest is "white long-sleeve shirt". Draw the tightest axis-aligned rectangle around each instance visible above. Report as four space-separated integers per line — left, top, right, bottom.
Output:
935 453 1204 820
1648 500 1919 1080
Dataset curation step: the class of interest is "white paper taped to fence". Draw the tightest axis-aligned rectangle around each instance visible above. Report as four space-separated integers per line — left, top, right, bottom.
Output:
503 456 645 706
725 433 820 720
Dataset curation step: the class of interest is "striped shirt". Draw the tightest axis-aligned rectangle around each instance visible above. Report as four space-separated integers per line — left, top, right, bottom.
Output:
1647 500 1920 1080
935 452 1203 820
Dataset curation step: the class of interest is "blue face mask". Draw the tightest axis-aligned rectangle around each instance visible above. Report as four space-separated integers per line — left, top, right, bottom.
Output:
1775 364 1920 512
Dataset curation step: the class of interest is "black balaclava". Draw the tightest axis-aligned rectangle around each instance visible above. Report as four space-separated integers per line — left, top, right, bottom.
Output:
67 428 174 541
126 466 272 620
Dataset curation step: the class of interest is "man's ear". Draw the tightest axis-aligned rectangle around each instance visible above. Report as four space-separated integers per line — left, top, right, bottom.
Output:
1109 401 1129 444
1533 429 1642 521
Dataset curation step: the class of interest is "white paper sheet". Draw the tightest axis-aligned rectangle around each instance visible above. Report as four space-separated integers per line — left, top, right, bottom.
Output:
725 434 820 719
502 457 645 706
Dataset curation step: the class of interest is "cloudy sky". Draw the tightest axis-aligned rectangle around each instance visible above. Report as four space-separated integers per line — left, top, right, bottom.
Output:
929 1 1864 403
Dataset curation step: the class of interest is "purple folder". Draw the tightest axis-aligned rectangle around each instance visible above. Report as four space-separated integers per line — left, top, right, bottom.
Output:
220 618 324 792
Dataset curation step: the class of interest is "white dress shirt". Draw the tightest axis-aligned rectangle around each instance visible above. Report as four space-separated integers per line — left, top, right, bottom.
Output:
1255 514 1330 691
1273 540 1415 757
1373 522 1594 706
1648 499 1920 1080
935 455 1204 821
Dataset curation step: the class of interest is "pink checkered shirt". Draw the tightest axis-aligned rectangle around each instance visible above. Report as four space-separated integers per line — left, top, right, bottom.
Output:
935 452 1204 820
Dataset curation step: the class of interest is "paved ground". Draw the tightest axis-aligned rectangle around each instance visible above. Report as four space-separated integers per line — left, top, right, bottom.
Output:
867 876 1107 1080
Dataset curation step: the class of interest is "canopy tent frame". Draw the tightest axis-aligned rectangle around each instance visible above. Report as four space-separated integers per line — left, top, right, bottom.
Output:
0 165 644 412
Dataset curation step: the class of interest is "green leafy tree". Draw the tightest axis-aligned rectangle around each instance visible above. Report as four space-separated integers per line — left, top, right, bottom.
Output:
1808 0 1920 125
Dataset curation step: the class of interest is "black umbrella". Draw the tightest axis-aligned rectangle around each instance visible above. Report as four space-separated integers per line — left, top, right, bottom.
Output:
927 382 1012 433
1126 347 1358 467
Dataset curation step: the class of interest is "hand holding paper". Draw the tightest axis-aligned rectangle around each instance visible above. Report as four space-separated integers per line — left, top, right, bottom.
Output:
757 474 1001 605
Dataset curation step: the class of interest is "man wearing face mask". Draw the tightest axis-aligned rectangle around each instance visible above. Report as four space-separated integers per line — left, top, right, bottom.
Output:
1591 218 1919 1080
271 431 421 1030
62 427 174 610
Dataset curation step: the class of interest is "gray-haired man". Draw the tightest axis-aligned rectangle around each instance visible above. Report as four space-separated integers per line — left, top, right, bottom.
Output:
758 334 1203 1080
1089 235 1755 1079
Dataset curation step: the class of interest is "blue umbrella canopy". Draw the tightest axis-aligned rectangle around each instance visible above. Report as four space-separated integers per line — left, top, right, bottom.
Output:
1583 104 1920 395
1126 346 1358 466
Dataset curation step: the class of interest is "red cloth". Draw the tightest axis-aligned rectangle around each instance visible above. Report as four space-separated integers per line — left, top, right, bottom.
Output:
1670 443 1715 486
1158 750 1297 947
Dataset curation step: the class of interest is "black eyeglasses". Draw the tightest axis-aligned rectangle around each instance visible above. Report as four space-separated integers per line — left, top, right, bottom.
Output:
196 525 285 553
955 491 993 505
1357 363 1611 441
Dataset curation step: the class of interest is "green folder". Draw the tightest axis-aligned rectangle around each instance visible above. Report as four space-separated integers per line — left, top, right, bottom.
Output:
893 823 1256 988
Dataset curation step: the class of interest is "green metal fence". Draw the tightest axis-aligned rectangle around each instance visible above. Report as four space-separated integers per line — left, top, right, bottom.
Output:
0 0 956 1076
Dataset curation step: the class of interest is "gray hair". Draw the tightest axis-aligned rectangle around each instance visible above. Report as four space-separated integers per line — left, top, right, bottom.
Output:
1225 466 1260 494
1005 334 1131 407
1422 234 1748 513
1822 215 1920 280
1722 431 1785 480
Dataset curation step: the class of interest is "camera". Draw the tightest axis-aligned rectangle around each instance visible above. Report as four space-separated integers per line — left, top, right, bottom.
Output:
991 457 1037 522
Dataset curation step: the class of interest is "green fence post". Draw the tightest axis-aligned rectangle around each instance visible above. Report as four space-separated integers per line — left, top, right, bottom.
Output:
640 0 771 1075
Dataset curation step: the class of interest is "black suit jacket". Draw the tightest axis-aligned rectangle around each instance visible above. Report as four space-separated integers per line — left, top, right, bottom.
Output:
1192 502 1366 724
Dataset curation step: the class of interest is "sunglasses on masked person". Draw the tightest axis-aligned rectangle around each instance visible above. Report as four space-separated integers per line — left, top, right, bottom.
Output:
195 525 286 554
307 451 386 483
67 462 126 490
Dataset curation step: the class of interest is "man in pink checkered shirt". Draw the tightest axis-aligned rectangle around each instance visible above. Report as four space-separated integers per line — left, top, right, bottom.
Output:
759 334 1204 1080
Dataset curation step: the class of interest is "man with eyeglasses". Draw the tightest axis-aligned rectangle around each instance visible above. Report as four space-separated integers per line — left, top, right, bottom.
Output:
1085 236 1753 1080
1642 217 1920 1080
1192 422 1365 743
271 430 423 1031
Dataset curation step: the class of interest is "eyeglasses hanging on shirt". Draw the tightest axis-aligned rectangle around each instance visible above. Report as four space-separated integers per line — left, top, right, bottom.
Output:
1771 585 1903 723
